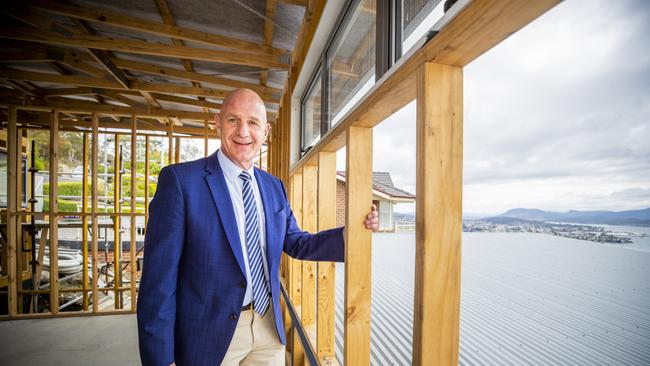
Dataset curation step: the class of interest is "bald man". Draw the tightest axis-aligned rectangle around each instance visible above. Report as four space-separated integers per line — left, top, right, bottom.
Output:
137 89 378 366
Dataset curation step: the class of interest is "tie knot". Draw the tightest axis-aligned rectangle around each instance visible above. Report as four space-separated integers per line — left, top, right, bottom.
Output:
239 171 252 182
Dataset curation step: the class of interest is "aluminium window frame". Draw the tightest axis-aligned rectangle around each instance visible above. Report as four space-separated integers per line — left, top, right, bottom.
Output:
300 64 323 154
300 0 439 157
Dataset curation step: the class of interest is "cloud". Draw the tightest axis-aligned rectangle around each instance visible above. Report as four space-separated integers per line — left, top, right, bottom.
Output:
362 0 650 214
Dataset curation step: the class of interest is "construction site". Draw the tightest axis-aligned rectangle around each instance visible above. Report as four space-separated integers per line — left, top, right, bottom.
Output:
0 0 616 365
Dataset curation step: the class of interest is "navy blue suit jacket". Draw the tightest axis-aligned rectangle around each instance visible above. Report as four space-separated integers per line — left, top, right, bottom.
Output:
137 151 345 365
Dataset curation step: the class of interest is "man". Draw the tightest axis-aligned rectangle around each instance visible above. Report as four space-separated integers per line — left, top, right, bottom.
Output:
137 88 379 366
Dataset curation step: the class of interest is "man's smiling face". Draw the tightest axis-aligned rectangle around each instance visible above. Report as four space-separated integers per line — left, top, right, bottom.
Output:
216 89 270 170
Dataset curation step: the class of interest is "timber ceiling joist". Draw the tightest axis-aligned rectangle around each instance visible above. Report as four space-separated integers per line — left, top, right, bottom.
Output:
0 0 307 129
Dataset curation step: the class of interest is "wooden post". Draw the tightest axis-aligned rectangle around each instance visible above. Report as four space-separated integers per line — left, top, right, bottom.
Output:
82 131 89 310
130 115 137 311
344 126 373 366
301 165 317 334
113 136 121 309
174 136 181 163
91 113 99 312
317 151 337 360
204 119 209 157
412 62 463 366
290 171 304 366
15 128 24 313
49 110 60 313
144 136 150 227
167 121 173 165
6 107 18 316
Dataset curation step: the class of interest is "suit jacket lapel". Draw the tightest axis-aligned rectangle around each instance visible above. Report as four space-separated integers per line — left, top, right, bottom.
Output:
204 152 246 277
255 169 276 274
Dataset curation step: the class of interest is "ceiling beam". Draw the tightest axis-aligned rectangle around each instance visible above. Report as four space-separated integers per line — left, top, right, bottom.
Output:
0 96 214 121
0 68 278 100
1 110 216 136
150 93 222 110
260 0 279 87
111 58 280 99
280 0 307 5
0 26 289 70
99 90 148 109
20 1 289 57
3 80 39 97
67 18 131 89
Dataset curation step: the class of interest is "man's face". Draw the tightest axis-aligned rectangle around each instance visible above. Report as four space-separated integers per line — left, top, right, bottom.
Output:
216 90 270 170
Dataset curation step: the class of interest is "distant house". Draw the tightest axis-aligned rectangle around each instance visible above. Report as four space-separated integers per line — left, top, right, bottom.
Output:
336 171 415 232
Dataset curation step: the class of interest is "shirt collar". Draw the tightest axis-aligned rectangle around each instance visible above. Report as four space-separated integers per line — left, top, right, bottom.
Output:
217 149 255 183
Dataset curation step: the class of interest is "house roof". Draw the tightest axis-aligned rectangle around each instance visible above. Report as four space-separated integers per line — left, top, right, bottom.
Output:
337 171 415 200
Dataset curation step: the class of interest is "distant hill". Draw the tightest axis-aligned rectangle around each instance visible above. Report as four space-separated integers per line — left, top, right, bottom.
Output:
496 208 650 226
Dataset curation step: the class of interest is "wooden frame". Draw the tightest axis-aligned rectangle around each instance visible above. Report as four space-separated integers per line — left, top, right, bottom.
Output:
280 2 560 365
343 126 373 365
49 110 60 313
412 62 463 365
316 151 337 361
6 107 18 316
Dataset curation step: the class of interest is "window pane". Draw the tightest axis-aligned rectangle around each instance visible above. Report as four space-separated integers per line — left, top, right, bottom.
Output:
302 71 322 150
328 0 377 126
402 0 444 54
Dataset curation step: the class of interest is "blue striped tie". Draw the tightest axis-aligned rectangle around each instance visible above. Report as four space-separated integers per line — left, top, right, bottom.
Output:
239 171 270 315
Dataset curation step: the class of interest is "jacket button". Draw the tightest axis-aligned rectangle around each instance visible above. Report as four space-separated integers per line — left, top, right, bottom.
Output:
230 313 238 320
239 281 246 289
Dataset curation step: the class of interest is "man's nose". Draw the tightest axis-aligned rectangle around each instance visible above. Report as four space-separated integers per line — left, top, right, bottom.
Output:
235 120 249 136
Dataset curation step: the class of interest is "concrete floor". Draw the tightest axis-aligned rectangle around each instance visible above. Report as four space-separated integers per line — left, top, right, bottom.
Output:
0 314 140 365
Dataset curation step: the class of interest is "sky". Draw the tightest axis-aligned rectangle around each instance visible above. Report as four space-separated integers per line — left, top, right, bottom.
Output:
337 0 650 215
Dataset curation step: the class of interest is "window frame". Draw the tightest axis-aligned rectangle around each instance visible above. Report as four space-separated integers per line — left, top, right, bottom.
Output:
300 64 323 154
299 0 448 156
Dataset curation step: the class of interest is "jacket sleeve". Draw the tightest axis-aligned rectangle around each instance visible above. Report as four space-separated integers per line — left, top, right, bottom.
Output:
137 166 185 366
280 180 345 262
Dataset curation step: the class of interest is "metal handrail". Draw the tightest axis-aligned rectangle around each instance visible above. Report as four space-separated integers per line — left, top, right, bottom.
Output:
280 282 320 366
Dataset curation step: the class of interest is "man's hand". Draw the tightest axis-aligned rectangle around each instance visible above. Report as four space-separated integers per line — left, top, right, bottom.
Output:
364 204 379 232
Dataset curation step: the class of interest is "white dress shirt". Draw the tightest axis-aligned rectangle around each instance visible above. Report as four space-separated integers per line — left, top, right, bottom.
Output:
217 149 269 307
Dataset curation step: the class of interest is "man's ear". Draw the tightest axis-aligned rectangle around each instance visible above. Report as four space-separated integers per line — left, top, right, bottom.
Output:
214 113 221 129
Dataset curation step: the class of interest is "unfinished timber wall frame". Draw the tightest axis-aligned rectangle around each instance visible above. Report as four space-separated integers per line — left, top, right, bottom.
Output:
270 0 560 365
0 109 230 319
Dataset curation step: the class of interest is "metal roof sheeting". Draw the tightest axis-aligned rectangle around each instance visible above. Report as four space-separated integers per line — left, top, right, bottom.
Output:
333 232 650 365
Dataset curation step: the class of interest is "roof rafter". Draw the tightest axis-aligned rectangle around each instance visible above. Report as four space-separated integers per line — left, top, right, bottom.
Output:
0 96 214 121
20 0 289 57
0 26 289 70
0 67 280 101
260 0 279 87
111 58 280 99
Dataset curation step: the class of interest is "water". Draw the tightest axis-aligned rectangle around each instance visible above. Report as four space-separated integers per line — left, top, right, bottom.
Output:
592 224 650 252
333 232 650 365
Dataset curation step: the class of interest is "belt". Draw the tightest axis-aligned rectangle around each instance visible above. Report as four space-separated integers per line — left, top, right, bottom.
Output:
241 302 253 311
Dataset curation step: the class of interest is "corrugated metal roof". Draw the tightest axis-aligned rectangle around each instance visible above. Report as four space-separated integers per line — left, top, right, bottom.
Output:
333 232 650 365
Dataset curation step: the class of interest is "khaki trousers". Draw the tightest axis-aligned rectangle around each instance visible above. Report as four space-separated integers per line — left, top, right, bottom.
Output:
221 303 285 366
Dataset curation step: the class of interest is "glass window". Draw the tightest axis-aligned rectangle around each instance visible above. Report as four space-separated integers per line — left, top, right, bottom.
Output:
302 69 322 151
401 0 444 54
327 0 377 126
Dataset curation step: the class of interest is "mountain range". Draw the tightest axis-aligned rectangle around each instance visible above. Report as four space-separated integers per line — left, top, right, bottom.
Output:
495 208 650 226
